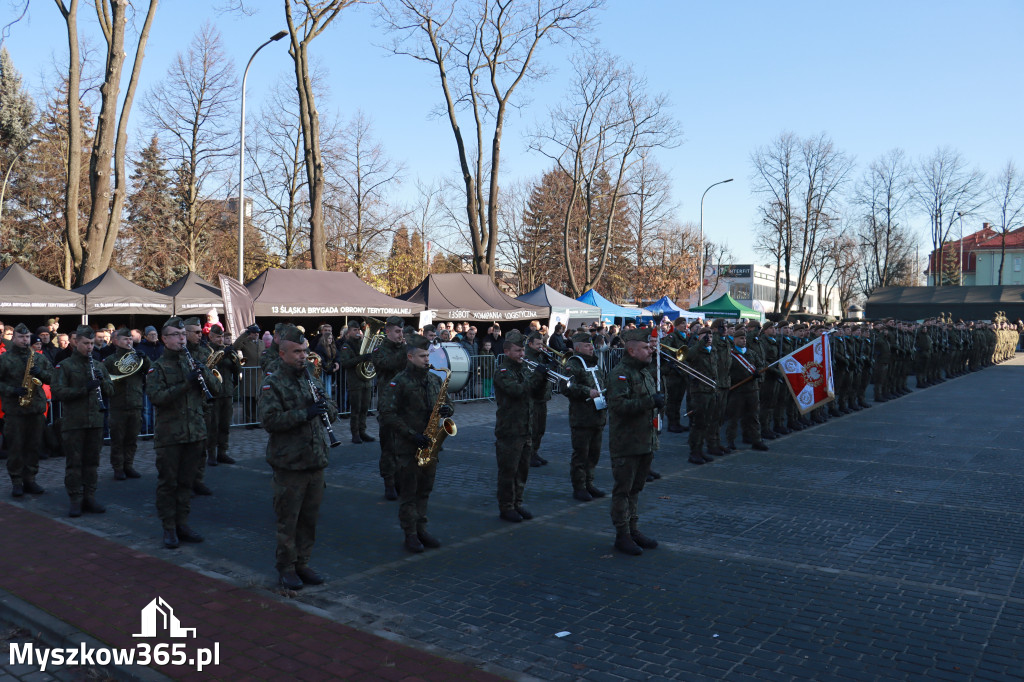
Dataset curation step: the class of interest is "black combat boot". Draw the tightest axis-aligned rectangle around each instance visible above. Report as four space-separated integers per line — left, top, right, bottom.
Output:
417 528 441 549
614 528 643 556
630 527 658 550
586 484 606 498
404 533 424 553
82 497 106 514
573 488 593 502
295 566 325 584
23 481 44 495
217 451 236 464
125 467 142 478
279 569 303 590
176 525 204 543
163 529 179 549
351 433 363 444
359 432 376 442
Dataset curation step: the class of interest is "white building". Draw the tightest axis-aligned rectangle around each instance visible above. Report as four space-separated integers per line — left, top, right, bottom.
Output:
691 263 842 317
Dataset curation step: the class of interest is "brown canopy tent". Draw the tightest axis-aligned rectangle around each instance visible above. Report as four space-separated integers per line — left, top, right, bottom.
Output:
0 264 85 316
72 269 173 318
246 268 423 317
864 285 1024 321
399 273 548 322
158 271 224 315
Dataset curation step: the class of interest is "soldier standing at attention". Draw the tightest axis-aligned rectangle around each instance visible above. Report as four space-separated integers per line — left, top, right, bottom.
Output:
379 334 454 553
338 320 375 445
0 323 54 497
724 329 769 451
685 330 719 465
185 318 220 496
606 328 664 556
259 324 339 590
52 325 112 518
146 317 216 548
371 317 408 500
494 330 549 522
563 332 607 502
104 327 151 480
661 317 689 433
524 331 552 467
206 323 240 466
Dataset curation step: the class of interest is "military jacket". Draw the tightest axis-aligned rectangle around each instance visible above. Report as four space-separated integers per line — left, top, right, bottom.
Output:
873 332 891 365
660 330 688 385
210 343 242 397
915 329 932 361
493 356 547 439
713 334 732 389
339 337 371 386
371 337 407 388
259 362 339 470
146 348 218 447
563 353 607 429
524 347 553 402
685 345 719 394
728 348 760 393
831 336 850 372
103 347 152 410
761 335 784 383
607 354 659 457
378 365 453 456
0 346 54 416
259 343 281 377
52 351 112 430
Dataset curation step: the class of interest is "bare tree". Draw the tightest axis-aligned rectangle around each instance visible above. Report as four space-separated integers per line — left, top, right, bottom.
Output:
380 0 603 278
143 23 237 272
986 160 1024 285
627 151 677 269
913 146 985 286
55 0 158 285
495 178 540 292
853 149 916 296
528 50 680 296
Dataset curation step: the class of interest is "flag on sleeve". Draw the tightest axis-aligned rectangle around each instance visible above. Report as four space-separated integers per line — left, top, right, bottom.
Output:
779 334 834 414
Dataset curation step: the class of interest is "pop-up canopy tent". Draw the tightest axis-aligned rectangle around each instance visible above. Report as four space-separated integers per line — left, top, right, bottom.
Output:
689 293 763 321
640 295 706 322
158 271 224 315
400 273 547 322
865 285 1024 321
72 269 173 317
246 268 423 317
0 263 85 316
516 284 602 326
576 289 645 324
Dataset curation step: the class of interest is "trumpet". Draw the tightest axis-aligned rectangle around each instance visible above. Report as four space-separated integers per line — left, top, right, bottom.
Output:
522 357 573 388
539 343 571 365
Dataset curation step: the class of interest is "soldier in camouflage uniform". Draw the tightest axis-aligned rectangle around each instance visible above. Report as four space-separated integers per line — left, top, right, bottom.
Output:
914 321 933 388
147 317 218 549
757 322 784 438
493 330 550 523
207 323 240 466
372 317 408 500
103 328 151 480
606 328 664 556
705 319 732 454
852 325 873 409
379 334 455 553
52 325 112 518
725 329 769 451
661 317 689 433
0 323 54 497
259 324 339 589
259 323 285 377
525 332 553 467
338 320 375 444
684 330 718 464
872 322 892 402
185 318 218 495
563 332 608 501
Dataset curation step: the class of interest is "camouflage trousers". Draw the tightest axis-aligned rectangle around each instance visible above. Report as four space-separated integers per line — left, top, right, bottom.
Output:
496 436 532 511
5 413 44 487
378 426 397 485
206 397 232 460
664 375 685 426
610 453 653 530
272 467 325 572
569 426 602 491
155 441 202 530
725 389 761 444
348 383 371 437
395 452 436 534
194 406 214 484
687 392 715 454
108 406 141 473
64 427 103 502
530 401 548 457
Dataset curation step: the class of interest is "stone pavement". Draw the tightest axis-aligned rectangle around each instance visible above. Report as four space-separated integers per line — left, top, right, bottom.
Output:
2 357 1023 680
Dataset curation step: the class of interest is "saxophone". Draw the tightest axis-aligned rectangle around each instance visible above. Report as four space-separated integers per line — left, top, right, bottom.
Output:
415 365 457 467
19 351 41 407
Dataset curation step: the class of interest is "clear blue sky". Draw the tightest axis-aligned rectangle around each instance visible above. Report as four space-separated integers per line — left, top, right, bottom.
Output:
5 0 1022 265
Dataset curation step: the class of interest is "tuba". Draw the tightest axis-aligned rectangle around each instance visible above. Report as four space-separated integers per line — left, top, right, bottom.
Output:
357 318 385 380
416 365 457 467
110 349 144 382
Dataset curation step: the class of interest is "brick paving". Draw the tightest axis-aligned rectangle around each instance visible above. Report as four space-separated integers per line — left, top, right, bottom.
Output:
0 357 1022 680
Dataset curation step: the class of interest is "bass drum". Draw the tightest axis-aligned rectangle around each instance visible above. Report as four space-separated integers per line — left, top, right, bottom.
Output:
428 342 471 393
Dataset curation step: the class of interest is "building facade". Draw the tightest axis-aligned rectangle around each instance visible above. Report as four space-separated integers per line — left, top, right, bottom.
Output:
691 263 842 317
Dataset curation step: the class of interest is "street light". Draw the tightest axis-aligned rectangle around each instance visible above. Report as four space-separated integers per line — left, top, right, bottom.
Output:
957 211 965 286
698 178 733 306
238 30 288 282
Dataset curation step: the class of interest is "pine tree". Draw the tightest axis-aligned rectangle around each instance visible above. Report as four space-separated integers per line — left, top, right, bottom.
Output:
0 47 36 162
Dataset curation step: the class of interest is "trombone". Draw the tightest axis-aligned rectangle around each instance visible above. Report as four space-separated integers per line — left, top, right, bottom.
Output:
522 357 573 388
539 343 571 366
659 346 717 389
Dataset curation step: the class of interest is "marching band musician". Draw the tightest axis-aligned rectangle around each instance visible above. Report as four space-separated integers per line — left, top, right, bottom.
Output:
338 320 375 445
0 323 54 498
524 331 552 468
661 317 689 434
52 325 113 518
379 334 455 553
185 317 221 496
259 324 339 590
207 323 240 466
371 317 408 501
685 330 719 465
563 332 607 502
104 327 151 480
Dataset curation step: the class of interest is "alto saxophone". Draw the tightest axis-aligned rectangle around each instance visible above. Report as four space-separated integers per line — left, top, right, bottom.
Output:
416 365 457 467
19 350 42 407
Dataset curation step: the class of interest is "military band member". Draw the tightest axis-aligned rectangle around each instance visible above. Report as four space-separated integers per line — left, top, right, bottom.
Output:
372 317 408 500
0 323 54 497
685 331 719 464
606 328 663 556
563 332 607 502
662 317 689 433
259 324 339 589
233 323 263 425
185 317 220 495
494 330 549 522
525 331 552 467
207 323 240 465
104 327 151 480
146 317 216 548
724 329 769 451
52 325 112 518
259 323 285 377
379 334 454 553
338 320 375 444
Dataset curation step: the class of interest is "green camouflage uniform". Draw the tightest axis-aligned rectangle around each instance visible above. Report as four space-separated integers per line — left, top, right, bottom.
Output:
563 352 607 493
209 342 241 461
338 336 372 439
371 336 408 486
52 351 112 502
685 344 719 455
524 345 553 462
724 342 763 446
606 352 658 534
103 347 151 474
187 341 219 485
0 346 54 490
758 331 783 434
661 329 688 430
493 355 548 512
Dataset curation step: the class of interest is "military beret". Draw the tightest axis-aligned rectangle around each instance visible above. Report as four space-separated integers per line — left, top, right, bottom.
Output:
208 322 224 333
746 320 761 329
163 317 184 331
75 324 95 338
711 318 726 329
114 327 132 338
13 323 30 335
279 324 304 344
504 330 526 347
422 324 437 334
347 320 362 329
571 332 592 344
406 334 430 352
183 317 201 328
246 324 261 334
385 316 404 328
526 330 543 342
673 317 688 327
689 320 703 329
621 328 649 343
733 329 747 338
761 322 775 330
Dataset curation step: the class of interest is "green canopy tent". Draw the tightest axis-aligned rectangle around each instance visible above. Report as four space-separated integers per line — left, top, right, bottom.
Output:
689 293 763 321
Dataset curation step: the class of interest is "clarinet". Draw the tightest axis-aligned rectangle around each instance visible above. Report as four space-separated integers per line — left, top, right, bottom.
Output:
183 347 215 402
89 355 108 412
305 367 342 448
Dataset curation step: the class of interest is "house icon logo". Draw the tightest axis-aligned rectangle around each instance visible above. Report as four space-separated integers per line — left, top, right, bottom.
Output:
133 597 197 638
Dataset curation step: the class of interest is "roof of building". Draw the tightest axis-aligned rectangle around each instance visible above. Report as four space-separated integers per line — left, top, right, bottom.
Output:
974 226 1024 250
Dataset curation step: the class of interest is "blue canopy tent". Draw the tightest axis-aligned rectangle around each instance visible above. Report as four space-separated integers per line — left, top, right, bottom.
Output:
517 284 603 326
640 295 698 322
576 289 645 324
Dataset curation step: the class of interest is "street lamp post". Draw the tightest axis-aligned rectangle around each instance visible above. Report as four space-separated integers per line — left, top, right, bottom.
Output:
698 178 733 306
238 30 288 283
957 211 965 286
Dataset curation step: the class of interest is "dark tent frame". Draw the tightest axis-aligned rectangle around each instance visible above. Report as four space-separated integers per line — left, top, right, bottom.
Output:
247 268 423 317
400 273 547 322
0 264 85 316
158 271 224 315
865 285 1024 321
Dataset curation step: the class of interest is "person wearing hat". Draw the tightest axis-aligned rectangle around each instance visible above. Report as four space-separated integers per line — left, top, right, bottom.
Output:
684 329 719 465
524 331 553 468
372 317 409 500
705 319 732 455
378 334 454 553
103 327 152 480
206 323 241 466
661 317 690 434
872 321 892 402
232 323 263 426
563 332 608 502
259 324 339 589
259 323 287 378
338 320 375 445
0 323 55 497
493 329 550 522
724 329 769 452
605 327 663 555
52 325 113 517
185 317 221 496
146 316 218 549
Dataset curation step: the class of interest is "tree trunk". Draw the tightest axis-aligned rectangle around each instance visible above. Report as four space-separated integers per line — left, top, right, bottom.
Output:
57 0 83 276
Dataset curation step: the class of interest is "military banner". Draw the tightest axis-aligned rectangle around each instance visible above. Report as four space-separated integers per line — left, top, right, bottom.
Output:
218 275 256 341
779 334 835 414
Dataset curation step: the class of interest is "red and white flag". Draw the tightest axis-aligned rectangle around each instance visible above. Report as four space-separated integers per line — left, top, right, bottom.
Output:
779 334 835 414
